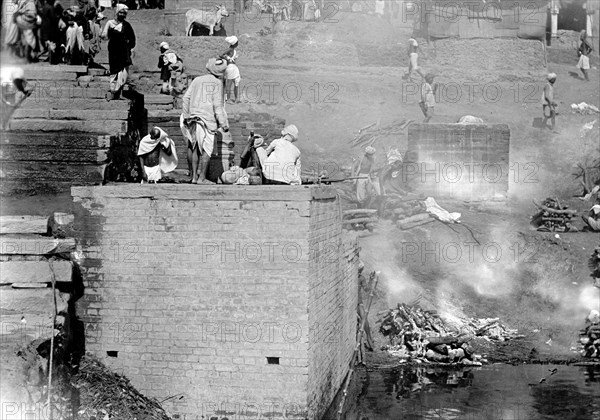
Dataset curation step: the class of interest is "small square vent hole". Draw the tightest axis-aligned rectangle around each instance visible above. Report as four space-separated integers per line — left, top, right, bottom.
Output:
266 357 280 365
107 351 119 358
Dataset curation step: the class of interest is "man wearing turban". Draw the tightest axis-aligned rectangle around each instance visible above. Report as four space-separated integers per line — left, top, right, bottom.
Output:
101 3 136 100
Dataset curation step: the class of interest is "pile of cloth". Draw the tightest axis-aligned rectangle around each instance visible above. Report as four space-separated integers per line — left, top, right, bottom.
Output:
571 102 600 115
378 303 522 365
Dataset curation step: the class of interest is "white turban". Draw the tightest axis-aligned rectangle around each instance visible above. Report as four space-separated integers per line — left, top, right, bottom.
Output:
225 36 238 45
281 125 299 141
160 41 169 50
409 38 418 47
365 146 376 155
116 3 128 12
547 73 557 81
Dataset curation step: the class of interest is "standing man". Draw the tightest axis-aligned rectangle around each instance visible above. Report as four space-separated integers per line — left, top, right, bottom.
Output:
353 146 380 208
5 0 40 62
181 58 229 184
419 73 436 123
404 38 425 81
158 41 184 95
542 73 558 133
577 30 593 82
102 3 136 100
137 126 178 183
220 36 241 104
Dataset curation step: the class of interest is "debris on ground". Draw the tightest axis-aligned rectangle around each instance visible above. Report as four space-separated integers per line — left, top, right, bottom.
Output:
574 157 600 199
349 119 414 150
571 102 600 114
378 303 523 365
343 209 378 232
531 197 578 232
72 356 171 420
579 310 600 358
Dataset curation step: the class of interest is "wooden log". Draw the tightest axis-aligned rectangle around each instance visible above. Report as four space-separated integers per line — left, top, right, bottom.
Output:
0 261 72 284
343 209 378 217
532 200 578 215
343 217 378 224
397 218 434 230
0 216 49 234
397 213 431 224
11 283 50 289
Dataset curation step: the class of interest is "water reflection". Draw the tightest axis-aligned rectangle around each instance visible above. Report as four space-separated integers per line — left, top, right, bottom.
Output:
357 364 600 420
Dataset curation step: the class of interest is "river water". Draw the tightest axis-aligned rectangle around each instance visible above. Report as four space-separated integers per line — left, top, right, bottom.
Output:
356 363 600 420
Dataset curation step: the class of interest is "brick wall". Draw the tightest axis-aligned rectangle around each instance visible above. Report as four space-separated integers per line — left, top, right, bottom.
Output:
404 124 510 201
71 184 357 420
307 196 358 419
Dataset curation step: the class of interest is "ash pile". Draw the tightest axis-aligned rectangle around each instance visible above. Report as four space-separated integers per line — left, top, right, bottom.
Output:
378 304 523 365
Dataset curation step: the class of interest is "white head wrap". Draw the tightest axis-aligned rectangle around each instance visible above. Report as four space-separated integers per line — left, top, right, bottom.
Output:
225 36 238 45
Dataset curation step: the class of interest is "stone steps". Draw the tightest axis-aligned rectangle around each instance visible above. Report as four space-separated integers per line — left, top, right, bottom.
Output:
1 132 113 148
8 118 127 133
20 96 129 110
12 108 127 121
0 145 108 163
27 82 107 99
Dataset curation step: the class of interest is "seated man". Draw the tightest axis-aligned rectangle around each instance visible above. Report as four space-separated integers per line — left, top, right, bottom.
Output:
263 125 301 185
240 133 267 171
582 199 600 232
1 66 33 130
137 126 178 183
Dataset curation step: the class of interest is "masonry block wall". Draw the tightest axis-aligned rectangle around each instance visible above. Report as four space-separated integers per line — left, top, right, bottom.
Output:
405 124 510 201
71 184 358 420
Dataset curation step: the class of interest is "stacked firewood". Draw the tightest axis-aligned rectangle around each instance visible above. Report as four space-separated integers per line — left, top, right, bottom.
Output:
378 304 523 364
531 198 578 232
343 209 378 232
579 310 600 358
384 195 432 230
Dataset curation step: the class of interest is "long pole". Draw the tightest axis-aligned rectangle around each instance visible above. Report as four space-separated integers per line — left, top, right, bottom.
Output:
336 271 380 420
47 263 58 418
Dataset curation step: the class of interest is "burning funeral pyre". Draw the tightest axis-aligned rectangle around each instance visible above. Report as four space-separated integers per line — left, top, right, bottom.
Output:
378 303 523 365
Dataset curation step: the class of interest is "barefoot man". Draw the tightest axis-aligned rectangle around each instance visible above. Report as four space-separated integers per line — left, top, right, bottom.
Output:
542 73 558 132
181 58 230 184
137 126 178 184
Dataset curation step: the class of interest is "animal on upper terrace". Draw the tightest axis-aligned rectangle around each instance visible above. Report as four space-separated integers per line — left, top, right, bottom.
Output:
185 4 229 36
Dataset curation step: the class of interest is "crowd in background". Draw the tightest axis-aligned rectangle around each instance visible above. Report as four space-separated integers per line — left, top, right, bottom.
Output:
2 0 159 64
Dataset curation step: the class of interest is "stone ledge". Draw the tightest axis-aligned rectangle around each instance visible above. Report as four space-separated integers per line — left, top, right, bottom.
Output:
72 184 338 202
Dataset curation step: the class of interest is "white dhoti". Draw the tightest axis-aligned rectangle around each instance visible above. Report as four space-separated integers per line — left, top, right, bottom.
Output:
409 52 419 70
109 66 130 93
142 165 162 183
180 114 215 156
225 64 241 86
577 55 590 70
356 177 380 203
66 24 85 53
